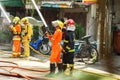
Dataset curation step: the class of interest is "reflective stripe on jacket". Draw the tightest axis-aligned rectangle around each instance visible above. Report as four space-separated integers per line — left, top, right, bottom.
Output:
10 24 21 35
63 31 75 53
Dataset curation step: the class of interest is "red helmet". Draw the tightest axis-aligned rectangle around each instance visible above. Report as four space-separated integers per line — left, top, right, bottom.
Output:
64 19 75 31
67 19 75 26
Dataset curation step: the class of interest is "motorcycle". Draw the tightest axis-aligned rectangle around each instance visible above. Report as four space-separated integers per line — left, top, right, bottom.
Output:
30 35 51 55
74 35 99 64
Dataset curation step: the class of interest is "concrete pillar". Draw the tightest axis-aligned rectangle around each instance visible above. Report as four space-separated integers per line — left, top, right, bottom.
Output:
86 4 97 41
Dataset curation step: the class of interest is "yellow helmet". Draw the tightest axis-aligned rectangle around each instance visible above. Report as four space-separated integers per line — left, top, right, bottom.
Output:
51 20 63 29
58 20 63 29
21 17 29 24
13 16 20 24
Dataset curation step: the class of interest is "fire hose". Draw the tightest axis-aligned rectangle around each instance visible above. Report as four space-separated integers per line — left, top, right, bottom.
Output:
0 60 50 80
0 72 32 80
29 45 49 57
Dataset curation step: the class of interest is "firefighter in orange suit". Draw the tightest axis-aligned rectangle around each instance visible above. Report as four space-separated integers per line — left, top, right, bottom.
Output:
21 17 33 58
46 20 63 75
10 17 21 57
62 19 76 75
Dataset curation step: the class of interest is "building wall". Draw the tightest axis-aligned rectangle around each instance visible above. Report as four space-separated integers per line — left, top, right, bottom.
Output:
41 7 87 30
41 8 59 31
112 0 120 54
64 10 87 27
86 4 97 41
113 0 120 25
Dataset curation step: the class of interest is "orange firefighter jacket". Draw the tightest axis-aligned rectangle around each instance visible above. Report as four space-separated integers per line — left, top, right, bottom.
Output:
47 28 62 62
47 28 62 45
10 24 21 40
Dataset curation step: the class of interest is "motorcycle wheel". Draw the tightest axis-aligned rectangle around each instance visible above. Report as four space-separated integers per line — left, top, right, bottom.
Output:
38 43 51 55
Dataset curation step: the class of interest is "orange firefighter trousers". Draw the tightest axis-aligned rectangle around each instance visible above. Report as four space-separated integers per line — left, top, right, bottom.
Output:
12 36 21 57
10 24 21 57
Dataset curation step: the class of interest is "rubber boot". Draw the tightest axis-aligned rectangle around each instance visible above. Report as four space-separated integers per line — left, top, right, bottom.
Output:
50 63 55 74
69 64 74 75
64 64 74 76
11 52 18 58
46 63 55 77
63 64 67 72
57 63 63 74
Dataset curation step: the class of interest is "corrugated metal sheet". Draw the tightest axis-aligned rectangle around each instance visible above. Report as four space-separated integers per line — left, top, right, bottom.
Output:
41 1 73 8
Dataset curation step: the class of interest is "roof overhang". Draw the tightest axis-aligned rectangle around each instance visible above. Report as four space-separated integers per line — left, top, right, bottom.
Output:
0 0 24 7
41 1 74 8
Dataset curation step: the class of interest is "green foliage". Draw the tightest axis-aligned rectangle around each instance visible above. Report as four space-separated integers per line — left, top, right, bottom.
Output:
75 23 85 39
0 30 12 43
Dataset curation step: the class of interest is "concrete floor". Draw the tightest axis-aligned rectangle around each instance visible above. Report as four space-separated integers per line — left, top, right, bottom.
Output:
0 43 120 80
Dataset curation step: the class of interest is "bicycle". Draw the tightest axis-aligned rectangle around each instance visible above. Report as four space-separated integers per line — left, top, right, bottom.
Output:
75 35 99 64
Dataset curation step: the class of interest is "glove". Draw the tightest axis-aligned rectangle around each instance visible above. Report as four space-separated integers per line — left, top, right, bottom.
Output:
45 27 52 35
64 48 69 53
62 49 66 54
62 48 69 53
45 31 48 35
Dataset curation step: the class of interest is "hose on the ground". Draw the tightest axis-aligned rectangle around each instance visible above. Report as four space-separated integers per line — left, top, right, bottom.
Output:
0 65 50 72
29 45 49 57
0 60 18 66
0 60 50 80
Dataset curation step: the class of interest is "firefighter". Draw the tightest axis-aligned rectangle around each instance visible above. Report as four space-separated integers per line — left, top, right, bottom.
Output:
10 16 21 58
21 17 33 58
46 20 63 76
62 19 76 75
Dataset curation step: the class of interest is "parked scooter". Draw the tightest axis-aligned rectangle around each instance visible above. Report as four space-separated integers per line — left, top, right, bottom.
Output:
30 35 51 55
74 35 99 64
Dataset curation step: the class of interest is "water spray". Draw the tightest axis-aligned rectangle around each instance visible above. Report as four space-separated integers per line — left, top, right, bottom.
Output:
31 0 48 27
0 4 11 23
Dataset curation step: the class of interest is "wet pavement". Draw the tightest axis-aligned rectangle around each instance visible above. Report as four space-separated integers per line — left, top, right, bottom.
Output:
0 43 120 80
